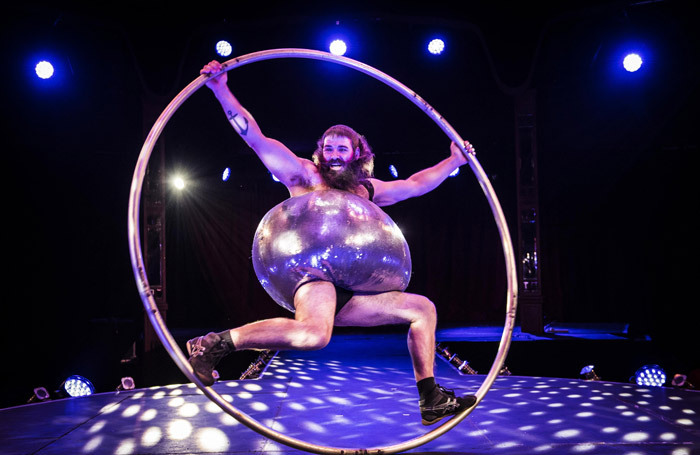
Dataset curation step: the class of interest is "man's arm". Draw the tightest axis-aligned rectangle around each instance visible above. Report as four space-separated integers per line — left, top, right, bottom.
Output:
370 141 473 207
201 61 311 187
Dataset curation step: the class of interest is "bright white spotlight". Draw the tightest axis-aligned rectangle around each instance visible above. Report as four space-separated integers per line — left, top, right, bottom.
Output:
60 375 95 397
172 176 186 190
623 53 643 72
329 39 347 56
428 38 445 55
222 167 231 182
216 40 232 57
389 165 398 178
449 167 460 177
35 60 54 79
634 364 666 387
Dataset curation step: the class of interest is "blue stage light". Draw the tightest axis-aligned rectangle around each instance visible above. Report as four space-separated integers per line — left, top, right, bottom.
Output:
222 167 231 182
61 375 95 397
449 167 460 177
634 365 666 387
580 364 601 380
428 38 445 55
329 39 347 56
623 53 643 72
35 60 54 79
389 164 398 178
216 40 232 57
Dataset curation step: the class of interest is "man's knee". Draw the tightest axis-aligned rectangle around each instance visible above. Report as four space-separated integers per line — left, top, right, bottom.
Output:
292 323 332 350
410 295 437 323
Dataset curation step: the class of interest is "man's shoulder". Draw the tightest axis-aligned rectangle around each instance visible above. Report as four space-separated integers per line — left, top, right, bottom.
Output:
285 161 324 193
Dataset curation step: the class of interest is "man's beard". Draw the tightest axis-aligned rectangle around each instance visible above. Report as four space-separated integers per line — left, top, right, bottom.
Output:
319 159 363 192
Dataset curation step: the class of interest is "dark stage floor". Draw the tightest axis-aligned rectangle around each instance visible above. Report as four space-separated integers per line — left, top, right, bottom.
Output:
2 327 699 454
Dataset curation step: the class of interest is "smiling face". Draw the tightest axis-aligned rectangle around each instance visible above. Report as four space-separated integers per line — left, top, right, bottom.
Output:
322 135 358 172
312 125 375 193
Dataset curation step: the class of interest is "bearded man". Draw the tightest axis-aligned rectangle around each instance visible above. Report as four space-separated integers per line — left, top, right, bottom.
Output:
186 60 476 426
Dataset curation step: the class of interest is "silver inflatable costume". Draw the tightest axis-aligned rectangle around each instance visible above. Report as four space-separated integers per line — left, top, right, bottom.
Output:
252 190 412 312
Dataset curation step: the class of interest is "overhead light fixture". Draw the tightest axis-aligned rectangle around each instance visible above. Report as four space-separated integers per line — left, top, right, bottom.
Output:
329 39 347 56
427 38 445 55
35 60 55 79
623 53 643 72
215 40 233 57
389 164 398 178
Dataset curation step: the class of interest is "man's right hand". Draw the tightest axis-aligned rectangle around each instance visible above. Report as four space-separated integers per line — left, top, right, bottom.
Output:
200 60 228 92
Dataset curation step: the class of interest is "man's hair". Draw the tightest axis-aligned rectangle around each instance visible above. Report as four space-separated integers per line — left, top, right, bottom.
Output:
312 125 375 179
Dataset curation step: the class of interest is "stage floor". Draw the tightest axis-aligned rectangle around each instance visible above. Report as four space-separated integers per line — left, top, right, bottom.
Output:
2 331 699 454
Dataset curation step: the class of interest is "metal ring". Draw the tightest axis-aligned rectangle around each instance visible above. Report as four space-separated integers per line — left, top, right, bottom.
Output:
128 48 518 454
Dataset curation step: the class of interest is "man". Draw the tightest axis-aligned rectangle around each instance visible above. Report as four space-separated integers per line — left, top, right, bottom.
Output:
187 60 477 426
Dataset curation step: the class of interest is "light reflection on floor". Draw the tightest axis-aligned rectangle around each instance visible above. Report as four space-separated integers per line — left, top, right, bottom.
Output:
1 333 698 454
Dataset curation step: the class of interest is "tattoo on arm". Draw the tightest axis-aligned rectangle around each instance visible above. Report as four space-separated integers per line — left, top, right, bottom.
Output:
227 110 249 136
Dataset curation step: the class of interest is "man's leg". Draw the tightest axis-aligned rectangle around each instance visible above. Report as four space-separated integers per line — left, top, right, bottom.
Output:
334 290 436 381
228 281 336 351
334 291 476 425
187 281 337 385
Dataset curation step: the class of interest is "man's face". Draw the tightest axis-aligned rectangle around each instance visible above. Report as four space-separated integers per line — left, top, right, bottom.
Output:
322 135 357 172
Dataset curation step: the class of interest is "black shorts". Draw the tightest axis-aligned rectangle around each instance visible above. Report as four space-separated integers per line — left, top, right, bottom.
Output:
334 285 354 315
293 281 354 315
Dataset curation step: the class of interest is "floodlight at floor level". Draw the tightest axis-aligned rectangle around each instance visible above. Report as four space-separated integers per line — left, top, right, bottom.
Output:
27 387 51 403
59 375 95 397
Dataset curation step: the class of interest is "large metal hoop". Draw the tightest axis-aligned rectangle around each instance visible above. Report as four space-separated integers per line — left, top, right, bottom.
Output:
128 48 518 454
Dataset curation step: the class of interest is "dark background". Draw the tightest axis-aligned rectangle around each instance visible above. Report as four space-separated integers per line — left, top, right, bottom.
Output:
1 1 697 408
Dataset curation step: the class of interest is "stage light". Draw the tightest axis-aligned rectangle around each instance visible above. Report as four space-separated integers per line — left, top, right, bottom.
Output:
389 164 398 178
216 40 233 57
623 53 643 72
222 167 231 182
427 38 445 55
59 375 95 397
633 364 666 387
27 387 51 403
449 168 460 177
172 175 186 190
580 365 601 381
329 39 347 56
116 376 135 391
35 60 54 79
240 350 275 379
435 343 477 374
671 374 688 388
271 172 281 182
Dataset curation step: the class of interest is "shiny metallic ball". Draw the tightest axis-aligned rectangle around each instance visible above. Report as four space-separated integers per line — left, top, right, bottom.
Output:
252 190 412 312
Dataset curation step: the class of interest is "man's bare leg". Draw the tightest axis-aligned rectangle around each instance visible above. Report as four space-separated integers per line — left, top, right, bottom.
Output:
334 290 476 425
334 290 437 381
187 281 337 385
228 281 336 351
